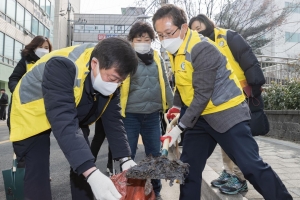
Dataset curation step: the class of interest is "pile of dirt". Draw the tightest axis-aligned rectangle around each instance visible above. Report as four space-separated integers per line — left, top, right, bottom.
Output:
126 156 189 186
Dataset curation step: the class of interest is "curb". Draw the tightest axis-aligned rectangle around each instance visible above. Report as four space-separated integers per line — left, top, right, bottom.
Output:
201 165 248 200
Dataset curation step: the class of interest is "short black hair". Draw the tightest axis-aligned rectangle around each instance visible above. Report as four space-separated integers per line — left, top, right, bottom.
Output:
189 14 216 32
128 21 155 41
152 4 187 30
0 89 5 91
92 37 138 79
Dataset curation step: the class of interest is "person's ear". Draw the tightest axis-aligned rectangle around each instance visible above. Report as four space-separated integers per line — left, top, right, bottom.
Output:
180 23 189 39
182 23 188 33
91 57 98 70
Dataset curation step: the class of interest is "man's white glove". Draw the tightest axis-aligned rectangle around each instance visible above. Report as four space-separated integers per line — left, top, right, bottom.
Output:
121 159 137 171
163 125 183 147
87 169 121 200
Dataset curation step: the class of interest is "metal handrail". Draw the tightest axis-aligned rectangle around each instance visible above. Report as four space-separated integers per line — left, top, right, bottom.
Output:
0 55 18 67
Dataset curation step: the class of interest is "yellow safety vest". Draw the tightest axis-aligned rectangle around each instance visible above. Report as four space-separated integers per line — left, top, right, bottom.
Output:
167 29 245 115
26 62 35 71
10 44 110 142
214 28 247 88
120 50 168 117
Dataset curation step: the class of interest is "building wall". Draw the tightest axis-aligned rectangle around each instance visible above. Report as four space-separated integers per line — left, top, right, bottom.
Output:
52 0 80 50
261 0 300 58
72 8 144 44
0 0 54 97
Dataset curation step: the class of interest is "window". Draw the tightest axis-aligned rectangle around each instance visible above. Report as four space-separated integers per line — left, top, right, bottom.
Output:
285 2 300 13
285 32 300 42
32 17 39 35
6 0 16 21
40 0 45 11
16 3 25 26
0 32 4 57
95 25 105 31
85 25 95 31
4 35 14 60
45 28 50 38
46 0 51 16
74 25 84 33
0 0 6 14
14 40 22 61
24 10 31 31
39 22 44 36
124 25 131 34
105 25 114 33
114 25 124 33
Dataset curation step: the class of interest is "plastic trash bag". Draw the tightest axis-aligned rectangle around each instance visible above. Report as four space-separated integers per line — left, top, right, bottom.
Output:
111 170 155 200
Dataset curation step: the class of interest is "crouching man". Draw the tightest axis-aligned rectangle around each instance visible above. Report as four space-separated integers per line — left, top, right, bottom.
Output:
9 38 138 200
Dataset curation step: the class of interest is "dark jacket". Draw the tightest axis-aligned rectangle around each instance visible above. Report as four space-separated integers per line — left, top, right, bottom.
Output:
209 29 265 95
42 57 131 174
209 29 269 135
9 52 39 93
0 92 8 105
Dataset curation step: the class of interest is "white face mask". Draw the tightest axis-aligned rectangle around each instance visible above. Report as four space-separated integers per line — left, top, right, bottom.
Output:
34 48 49 58
161 29 183 54
91 63 119 96
134 43 151 54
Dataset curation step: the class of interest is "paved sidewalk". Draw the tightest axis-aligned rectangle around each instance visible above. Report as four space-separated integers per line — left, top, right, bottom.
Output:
206 136 300 200
0 120 6 126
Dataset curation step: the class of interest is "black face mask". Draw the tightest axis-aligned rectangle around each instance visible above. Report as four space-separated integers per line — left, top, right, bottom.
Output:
136 49 154 65
198 27 214 38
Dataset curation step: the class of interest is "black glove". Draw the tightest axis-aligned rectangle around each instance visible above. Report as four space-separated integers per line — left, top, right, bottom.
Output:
251 85 262 97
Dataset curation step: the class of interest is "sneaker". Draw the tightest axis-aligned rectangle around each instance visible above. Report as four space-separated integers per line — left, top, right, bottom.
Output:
155 195 163 200
211 170 231 188
106 163 116 177
219 175 248 194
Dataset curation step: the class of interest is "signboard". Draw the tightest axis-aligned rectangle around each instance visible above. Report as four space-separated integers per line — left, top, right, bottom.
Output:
98 34 106 40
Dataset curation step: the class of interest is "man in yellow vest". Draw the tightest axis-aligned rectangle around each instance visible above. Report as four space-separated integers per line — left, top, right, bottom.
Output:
153 4 292 200
189 14 269 194
9 38 138 200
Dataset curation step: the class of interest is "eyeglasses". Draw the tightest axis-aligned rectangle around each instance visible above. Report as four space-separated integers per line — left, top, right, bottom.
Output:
157 28 179 40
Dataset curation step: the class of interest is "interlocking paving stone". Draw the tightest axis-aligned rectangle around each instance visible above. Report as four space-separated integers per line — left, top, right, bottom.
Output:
206 136 300 199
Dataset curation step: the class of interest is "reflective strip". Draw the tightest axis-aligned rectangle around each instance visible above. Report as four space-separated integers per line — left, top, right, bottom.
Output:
68 44 95 87
75 79 81 87
185 52 192 63
19 44 95 104
20 62 46 104
68 43 95 62
199 34 208 42
184 31 193 53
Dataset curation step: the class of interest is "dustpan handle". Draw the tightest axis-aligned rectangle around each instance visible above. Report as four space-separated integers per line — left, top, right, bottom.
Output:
161 136 171 156
12 153 17 172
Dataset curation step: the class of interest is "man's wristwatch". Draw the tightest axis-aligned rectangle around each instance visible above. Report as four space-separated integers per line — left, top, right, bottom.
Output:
178 124 185 131
119 157 132 166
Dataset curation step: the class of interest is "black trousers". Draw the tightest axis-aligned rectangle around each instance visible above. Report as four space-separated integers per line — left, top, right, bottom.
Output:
0 104 7 120
179 117 292 200
90 119 112 165
13 128 94 200
13 130 52 200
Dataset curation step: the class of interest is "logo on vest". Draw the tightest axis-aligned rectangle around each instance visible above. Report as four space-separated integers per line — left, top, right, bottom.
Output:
181 62 185 70
219 41 224 47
